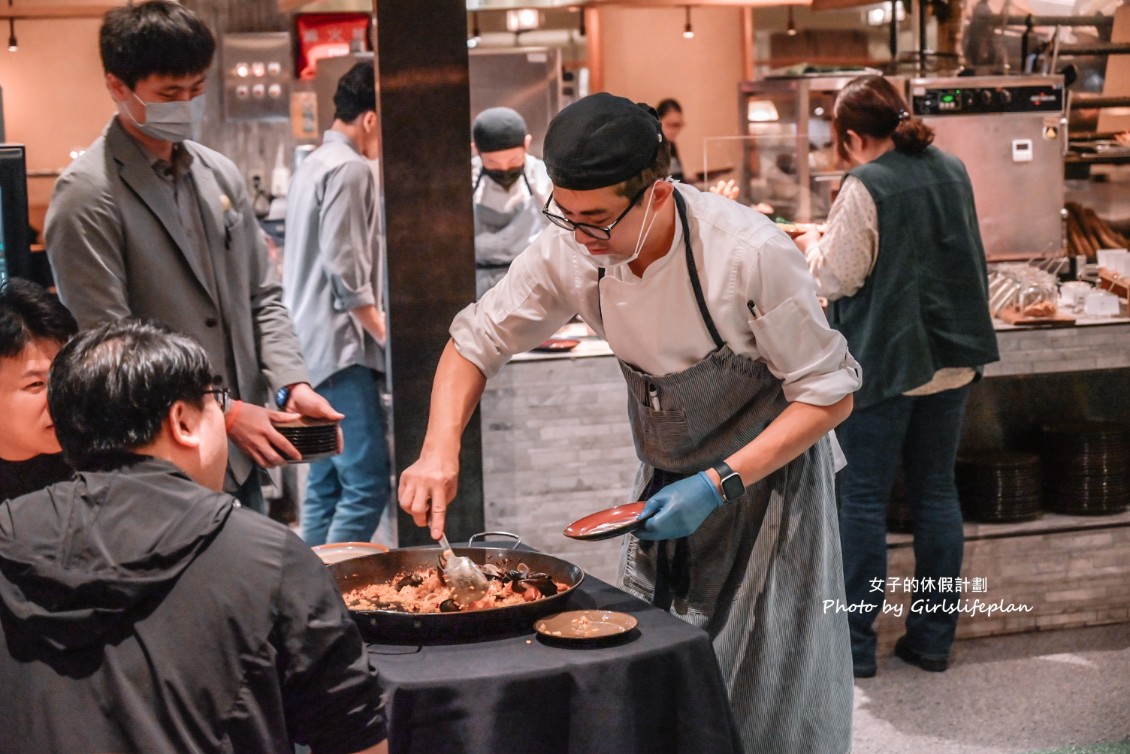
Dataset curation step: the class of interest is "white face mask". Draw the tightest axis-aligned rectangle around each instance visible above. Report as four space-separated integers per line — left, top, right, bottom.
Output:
120 91 205 143
576 182 661 270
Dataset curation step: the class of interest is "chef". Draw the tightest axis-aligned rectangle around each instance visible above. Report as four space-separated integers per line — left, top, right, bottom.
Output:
400 93 861 752
470 107 553 297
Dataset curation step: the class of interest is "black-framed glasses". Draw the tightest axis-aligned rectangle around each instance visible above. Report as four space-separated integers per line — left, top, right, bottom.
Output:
204 387 230 413
542 184 650 240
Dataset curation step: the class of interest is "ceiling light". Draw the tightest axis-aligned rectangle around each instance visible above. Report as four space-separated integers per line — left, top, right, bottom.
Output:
7 18 16 52
787 6 798 36
683 6 694 40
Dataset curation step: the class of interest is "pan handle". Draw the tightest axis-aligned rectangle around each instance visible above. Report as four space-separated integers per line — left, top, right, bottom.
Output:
468 531 523 548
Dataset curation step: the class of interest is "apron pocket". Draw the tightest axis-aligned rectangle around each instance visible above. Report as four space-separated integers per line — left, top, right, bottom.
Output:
633 405 697 461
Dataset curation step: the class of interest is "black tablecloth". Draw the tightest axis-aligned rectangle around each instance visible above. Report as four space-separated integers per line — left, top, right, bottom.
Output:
365 571 743 754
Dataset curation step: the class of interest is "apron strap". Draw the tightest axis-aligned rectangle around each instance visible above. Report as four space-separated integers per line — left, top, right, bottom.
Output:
673 190 724 350
595 189 725 351
640 467 694 610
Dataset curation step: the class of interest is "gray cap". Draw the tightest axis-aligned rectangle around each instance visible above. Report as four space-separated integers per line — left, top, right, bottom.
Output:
472 107 528 153
543 92 664 191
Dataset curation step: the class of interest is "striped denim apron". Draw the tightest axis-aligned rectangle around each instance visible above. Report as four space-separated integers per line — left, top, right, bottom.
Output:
612 191 854 753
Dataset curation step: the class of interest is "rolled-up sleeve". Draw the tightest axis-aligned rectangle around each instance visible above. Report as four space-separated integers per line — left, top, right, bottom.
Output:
318 161 377 312
451 233 597 378
746 234 862 405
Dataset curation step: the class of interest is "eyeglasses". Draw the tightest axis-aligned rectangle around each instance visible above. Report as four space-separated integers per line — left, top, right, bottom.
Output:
204 387 230 413
542 184 650 241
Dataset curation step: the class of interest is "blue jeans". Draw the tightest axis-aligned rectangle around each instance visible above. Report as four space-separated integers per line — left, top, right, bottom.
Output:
837 384 971 671
301 365 391 546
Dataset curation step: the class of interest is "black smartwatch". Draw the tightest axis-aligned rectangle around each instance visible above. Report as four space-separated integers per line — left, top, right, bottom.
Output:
275 384 292 409
711 461 745 503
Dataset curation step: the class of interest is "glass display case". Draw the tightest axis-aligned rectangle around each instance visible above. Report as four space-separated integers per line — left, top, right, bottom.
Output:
714 73 890 224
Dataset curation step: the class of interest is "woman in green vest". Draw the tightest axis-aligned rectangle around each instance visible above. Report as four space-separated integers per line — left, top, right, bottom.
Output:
795 75 999 678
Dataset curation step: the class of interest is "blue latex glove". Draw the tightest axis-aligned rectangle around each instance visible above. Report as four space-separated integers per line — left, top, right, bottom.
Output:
636 471 724 541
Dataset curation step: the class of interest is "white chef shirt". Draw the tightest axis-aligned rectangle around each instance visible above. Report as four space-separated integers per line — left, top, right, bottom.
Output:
451 183 861 407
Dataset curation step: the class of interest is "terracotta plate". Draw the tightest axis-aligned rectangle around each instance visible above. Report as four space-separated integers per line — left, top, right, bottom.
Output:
531 338 581 353
563 501 649 541
312 541 390 565
535 610 638 640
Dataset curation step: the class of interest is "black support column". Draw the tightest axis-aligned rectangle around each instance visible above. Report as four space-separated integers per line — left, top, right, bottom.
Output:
373 1 483 546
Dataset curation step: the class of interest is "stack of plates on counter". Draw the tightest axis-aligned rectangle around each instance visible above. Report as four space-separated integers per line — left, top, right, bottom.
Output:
956 451 1043 523
1038 422 1129 515
273 417 339 463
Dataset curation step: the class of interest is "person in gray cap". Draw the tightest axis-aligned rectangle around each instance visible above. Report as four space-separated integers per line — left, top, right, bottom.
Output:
470 107 553 297
400 92 861 753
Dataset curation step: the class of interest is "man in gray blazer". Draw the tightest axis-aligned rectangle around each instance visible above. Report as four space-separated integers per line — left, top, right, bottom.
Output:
45 1 341 511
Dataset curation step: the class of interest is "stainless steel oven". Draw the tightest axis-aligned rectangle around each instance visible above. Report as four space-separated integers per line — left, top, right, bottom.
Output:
909 74 1066 261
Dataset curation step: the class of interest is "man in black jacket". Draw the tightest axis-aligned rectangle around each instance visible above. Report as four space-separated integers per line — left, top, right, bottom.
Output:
0 321 386 754
0 278 77 500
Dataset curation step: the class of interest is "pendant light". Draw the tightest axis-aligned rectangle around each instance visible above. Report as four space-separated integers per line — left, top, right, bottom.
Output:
682 6 694 40
787 6 798 36
7 18 15 52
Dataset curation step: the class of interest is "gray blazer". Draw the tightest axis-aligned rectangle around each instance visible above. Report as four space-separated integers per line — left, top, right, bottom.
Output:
45 117 309 487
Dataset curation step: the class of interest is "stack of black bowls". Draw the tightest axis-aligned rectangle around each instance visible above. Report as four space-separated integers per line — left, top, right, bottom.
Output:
1038 421 1129 515
272 418 340 463
956 451 1043 523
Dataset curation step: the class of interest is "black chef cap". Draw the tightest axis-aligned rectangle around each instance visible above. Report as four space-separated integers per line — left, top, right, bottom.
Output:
543 92 664 191
472 107 528 153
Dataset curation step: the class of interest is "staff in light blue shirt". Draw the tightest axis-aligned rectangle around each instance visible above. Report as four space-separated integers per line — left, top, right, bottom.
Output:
282 62 390 546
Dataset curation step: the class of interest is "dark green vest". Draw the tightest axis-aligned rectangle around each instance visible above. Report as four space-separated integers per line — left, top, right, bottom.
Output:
828 146 999 409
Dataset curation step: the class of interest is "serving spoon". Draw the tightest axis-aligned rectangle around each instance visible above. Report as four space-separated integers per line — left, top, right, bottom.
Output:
437 530 490 607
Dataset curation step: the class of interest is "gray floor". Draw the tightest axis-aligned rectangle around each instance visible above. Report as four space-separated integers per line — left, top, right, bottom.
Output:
851 623 1130 754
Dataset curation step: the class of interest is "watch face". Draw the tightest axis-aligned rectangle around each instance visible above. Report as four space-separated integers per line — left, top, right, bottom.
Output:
275 386 291 408
720 473 744 502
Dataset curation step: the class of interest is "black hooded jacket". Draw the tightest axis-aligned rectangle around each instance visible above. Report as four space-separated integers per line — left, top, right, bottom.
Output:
0 456 385 753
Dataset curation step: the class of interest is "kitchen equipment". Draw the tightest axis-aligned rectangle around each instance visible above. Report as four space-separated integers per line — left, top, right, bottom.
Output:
272 417 339 463
1060 280 1093 311
328 532 584 643
564 501 650 541
531 338 580 353
535 610 638 642
469 47 565 158
956 451 1042 523
437 530 489 606
909 75 1066 262
734 73 897 223
1039 422 1129 514
312 541 389 565
1083 289 1120 318
0 145 32 284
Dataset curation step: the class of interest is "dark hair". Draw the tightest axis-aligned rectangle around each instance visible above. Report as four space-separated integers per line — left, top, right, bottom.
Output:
656 99 682 118
48 320 214 470
100 1 216 88
833 75 934 162
333 61 377 123
615 140 672 199
0 278 78 358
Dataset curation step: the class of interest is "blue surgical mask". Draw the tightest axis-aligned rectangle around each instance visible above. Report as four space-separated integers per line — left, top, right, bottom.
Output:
121 91 205 143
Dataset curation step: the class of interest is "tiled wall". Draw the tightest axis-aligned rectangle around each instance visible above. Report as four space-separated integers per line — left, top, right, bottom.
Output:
874 511 1130 652
987 321 1130 376
480 353 637 584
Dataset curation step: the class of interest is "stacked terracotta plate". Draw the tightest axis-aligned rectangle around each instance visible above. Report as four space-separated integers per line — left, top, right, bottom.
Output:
1039 421 1129 515
273 417 339 463
956 451 1043 523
